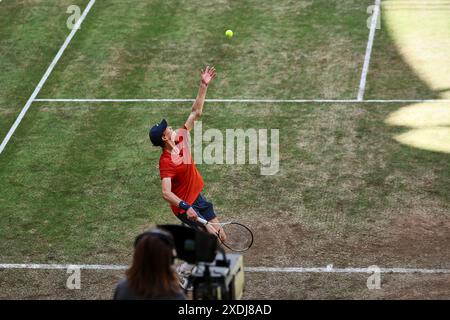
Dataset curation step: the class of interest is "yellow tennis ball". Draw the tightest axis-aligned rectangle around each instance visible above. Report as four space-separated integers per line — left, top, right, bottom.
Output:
225 30 233 38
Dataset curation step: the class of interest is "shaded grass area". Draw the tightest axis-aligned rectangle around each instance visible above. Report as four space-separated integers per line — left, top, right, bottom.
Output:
245 272 450 299
0 102 448 264
0 269 449 299
0 0 89 140
39 0 372 100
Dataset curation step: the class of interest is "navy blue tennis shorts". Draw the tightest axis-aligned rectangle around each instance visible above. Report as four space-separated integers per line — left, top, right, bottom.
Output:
177 193 216 229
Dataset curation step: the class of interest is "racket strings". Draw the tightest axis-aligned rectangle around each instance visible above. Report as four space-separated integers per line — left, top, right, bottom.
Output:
220 223 253 251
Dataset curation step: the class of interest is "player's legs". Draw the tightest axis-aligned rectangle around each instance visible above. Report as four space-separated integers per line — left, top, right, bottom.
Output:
192 194 226 241
176 194 226 240
192 194 217 232
191 194 216 221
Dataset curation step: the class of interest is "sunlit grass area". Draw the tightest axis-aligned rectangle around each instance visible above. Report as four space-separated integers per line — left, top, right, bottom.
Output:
383 1 450 98
382 2 450 153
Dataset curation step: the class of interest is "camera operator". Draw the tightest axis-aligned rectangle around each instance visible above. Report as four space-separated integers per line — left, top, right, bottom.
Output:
113 228 186 300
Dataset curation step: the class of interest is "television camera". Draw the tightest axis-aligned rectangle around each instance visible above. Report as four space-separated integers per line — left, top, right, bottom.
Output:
159 224 245 300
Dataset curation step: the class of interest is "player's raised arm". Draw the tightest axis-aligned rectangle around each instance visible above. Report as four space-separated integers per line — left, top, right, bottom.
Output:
184 66 216 131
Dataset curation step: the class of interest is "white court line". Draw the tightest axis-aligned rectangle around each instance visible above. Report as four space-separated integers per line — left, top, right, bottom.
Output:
246 267 450 274
0 0 96 156
357 0 381 101
1 263 450 274
0 263 127 271
33 98 450 103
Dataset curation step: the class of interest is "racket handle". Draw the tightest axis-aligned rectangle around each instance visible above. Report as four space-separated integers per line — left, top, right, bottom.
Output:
197 217 208 225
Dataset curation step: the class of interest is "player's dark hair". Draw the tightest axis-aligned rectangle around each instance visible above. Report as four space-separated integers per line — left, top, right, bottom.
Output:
126 232 181 298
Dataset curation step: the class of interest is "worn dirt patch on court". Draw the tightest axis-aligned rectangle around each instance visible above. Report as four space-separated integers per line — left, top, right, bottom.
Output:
243 211 450 269
244 272 450 299
2 268 449 299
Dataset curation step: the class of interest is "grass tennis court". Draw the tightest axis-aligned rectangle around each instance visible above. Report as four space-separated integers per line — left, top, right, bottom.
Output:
0 0 449 299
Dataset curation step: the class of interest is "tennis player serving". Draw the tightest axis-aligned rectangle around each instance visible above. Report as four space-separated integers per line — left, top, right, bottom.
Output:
149 66 226 242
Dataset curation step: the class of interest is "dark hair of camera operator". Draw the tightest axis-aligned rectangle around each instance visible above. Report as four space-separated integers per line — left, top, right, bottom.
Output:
113 229 186 300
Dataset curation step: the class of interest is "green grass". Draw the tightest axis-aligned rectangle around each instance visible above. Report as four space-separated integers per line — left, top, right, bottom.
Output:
1 102 449 264
0 0 450 299
38 0 373 99
0 0 88 140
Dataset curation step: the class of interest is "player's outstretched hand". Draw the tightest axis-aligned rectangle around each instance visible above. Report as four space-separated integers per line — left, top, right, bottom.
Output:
201 66 216 86
217 228 227 242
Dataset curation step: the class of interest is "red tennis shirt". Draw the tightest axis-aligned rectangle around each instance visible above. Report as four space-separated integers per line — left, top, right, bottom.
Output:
159 127 204 215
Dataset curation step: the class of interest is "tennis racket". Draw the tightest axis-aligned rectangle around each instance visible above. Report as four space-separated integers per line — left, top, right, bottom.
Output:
197 217 254 252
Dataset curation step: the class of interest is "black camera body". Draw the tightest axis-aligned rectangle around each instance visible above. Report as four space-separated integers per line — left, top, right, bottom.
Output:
190 253 245 300
158 224 245 300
